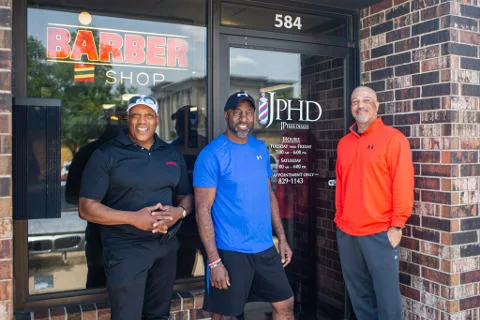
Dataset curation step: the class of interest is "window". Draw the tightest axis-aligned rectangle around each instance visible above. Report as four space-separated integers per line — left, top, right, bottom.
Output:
17 2 207 306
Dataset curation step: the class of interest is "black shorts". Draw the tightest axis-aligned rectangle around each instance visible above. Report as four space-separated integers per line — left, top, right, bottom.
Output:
204 245 293 316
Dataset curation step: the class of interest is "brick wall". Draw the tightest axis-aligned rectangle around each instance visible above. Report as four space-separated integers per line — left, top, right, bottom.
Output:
360 0 480 318
0 0 12 318
14 290 208 320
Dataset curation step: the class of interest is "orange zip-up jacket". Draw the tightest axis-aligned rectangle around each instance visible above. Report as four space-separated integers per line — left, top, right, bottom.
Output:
335 117 414 236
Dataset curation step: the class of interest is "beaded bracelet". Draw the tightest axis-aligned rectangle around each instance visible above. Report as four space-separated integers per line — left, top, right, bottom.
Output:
208 258 222 269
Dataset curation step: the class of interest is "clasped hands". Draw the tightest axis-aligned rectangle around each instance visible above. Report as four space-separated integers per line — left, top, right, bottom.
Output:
134 203 183 234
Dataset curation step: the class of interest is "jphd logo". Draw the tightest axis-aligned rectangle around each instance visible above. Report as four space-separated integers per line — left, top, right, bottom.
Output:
258 92 322 129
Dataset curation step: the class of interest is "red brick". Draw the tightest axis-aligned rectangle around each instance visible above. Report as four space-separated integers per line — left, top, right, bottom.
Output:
360 28 370 40
446 205 477 218
401 285 421 301
0 51 10 69
371 0 393 14
459 30 480 46
412 252 439 269
412 151 440 163
50 307 65 320
0 219 11 239
423 216 451 232
0 239 11 259
461 164 480 177
387 26 410 42
422 56 450 72
400 236 419 250
33 309 50 320
361 50 370 61
0 115 10 134
422 190 453 204
393 13 416 29
460 270 480 284
442 151 478 164
364 57 386 71
422 267 451 285
460 295 480 310
0 156 10 175
421 164 457 177
400 261 421 276
360 7 369 18
421 2 453 20
395 37 419 52
0 198 10 219
362 12 385 28
0 135 11 154
97 302 110 320
80 304 97 320
0 72 11 93
170 294 181 311
0 261 11 280
395 87 420 100
0 281 11 301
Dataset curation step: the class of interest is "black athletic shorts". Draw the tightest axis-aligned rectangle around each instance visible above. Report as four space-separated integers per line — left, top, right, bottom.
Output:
204 245 293 316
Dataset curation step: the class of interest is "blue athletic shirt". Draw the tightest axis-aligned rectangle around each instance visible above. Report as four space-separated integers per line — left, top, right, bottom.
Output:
193 134 274 253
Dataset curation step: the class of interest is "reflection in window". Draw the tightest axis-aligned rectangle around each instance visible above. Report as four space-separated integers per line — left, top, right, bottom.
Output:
26 7 207 294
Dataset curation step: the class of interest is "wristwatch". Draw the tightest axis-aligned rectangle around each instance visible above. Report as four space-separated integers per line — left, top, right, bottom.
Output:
179 206 187 219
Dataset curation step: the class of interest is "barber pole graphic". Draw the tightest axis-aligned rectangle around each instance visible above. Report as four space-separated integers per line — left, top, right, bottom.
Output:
74 63 95 82
258 92 269 125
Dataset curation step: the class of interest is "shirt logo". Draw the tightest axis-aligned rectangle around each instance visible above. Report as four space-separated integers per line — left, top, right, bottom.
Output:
166 161 178 166
256 155 263 160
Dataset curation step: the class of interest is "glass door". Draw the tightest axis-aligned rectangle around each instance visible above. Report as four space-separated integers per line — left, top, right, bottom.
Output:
217 35 353 319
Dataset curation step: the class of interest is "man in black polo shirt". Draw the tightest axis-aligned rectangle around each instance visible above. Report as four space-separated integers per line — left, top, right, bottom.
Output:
79 95 193 320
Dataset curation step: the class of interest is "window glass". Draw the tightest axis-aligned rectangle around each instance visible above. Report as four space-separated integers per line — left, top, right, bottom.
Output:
26 7 207 294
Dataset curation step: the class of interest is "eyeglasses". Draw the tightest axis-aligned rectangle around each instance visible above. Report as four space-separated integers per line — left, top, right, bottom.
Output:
128 95 158 106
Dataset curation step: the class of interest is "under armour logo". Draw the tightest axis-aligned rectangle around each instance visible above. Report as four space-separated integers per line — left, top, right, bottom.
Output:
256 155 262 160
367 145 374 150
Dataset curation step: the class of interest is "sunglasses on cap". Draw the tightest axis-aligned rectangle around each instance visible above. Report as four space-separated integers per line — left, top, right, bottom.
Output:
127 95 159 114
128 95 158 105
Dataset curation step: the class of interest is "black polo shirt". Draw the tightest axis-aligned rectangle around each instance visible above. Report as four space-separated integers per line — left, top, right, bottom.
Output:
80 130 192 244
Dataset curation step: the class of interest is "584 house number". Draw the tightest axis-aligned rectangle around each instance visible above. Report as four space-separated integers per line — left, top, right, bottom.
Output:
274 14 303 30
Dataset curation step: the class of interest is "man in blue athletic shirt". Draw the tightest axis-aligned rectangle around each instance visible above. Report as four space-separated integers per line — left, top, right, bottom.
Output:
194 91 294 320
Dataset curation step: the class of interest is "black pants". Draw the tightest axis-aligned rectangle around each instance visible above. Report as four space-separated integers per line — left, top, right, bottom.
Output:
336 229 402 320
103 237 179 320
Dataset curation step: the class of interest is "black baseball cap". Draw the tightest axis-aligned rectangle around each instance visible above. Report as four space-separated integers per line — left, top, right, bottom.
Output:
224 91 256 111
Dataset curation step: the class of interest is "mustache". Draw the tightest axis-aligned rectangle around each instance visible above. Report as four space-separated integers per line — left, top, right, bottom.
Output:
355 108 368 113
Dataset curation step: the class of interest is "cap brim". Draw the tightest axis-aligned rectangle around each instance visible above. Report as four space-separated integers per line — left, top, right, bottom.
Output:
127 103 158 115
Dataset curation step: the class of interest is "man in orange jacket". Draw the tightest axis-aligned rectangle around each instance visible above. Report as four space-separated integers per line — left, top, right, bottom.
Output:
335 86 414 320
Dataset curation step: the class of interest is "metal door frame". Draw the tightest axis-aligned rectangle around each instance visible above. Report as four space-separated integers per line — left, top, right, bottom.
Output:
213 34 356 318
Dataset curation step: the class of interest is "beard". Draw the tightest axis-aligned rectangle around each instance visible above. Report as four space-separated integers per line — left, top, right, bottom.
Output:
354 114 370 123
228 121 251 138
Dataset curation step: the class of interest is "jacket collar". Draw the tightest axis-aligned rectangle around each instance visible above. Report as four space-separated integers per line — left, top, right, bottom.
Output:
349 117 383 137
